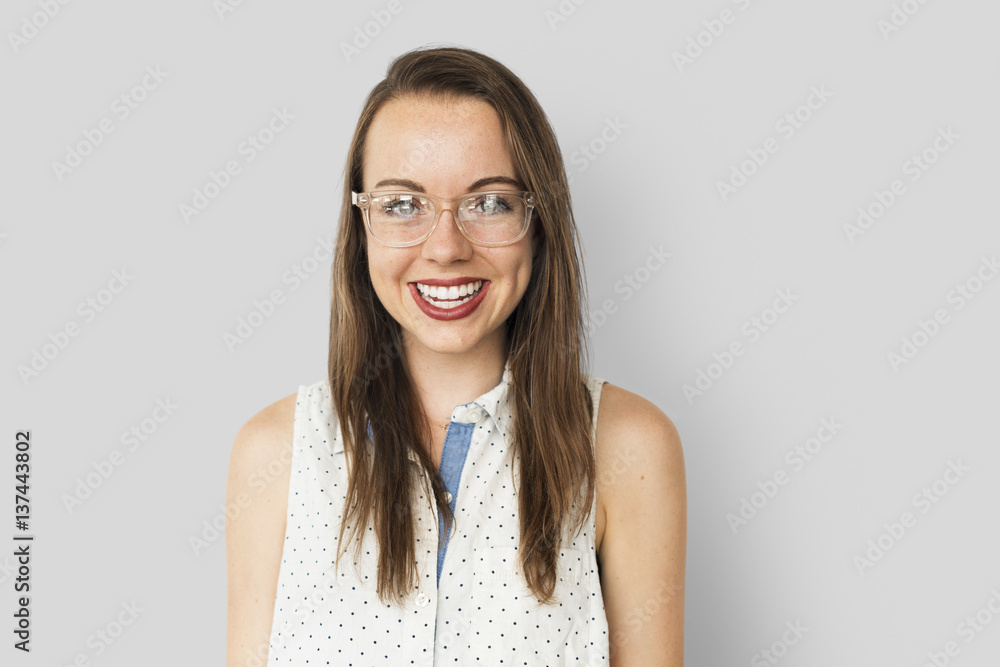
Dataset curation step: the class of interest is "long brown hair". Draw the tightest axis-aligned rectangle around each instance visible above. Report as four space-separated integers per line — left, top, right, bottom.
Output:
328 44 594 605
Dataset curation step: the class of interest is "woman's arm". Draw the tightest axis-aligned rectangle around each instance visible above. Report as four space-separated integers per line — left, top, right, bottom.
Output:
596 384 687 666
225 394 296 667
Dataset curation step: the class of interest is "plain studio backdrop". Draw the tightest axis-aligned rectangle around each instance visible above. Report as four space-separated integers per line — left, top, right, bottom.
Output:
2 1 999 665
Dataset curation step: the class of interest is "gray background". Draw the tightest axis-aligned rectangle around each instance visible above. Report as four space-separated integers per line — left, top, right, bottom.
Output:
2 0 999 664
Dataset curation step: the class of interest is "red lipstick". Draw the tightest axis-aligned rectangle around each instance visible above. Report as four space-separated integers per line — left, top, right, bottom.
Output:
409 280 490 321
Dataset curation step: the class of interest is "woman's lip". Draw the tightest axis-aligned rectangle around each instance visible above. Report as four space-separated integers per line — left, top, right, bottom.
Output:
409 281 489 321
411 277 487 287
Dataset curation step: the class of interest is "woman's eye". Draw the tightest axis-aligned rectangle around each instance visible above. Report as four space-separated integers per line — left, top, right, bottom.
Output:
384 199 419 216
474 195 512 214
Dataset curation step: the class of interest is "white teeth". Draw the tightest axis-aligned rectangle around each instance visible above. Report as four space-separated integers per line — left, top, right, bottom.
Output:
415 280 483 309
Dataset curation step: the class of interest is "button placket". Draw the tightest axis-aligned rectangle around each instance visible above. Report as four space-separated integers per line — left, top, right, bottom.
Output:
402 473 438 662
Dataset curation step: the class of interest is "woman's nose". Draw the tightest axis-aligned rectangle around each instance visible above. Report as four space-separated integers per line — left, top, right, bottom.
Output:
421 208 473 262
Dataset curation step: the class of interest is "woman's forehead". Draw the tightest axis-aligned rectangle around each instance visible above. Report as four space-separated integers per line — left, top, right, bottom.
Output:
363 95 515 192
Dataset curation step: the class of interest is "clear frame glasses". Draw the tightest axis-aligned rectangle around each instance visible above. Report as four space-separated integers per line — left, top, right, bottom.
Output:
351 190 535 248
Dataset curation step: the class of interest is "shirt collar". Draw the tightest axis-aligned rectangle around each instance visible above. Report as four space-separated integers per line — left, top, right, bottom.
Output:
332 358 512 456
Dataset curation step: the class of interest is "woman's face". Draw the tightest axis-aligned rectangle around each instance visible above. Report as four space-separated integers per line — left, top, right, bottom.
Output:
362 94 538 361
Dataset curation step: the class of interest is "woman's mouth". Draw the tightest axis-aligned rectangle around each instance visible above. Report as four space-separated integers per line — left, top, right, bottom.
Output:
408 279 490 321
414 280 483 309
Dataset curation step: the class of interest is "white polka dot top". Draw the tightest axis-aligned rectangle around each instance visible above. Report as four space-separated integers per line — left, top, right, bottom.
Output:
266 362 610 665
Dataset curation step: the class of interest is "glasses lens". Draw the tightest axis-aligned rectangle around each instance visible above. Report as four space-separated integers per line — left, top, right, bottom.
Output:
368 193 434 245
365 192 530 246
458 192 528 244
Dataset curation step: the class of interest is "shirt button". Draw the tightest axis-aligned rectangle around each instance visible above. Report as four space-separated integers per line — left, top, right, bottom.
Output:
463 407 485 423
445 491 453 503
415 592 430 607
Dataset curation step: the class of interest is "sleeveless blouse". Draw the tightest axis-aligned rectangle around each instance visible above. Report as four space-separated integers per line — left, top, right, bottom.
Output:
266 365 610 665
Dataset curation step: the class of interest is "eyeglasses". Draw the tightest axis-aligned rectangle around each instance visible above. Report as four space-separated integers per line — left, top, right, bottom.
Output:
351 190 535 248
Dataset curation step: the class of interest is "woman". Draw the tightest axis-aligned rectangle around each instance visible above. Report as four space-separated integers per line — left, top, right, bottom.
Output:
226 45 686 666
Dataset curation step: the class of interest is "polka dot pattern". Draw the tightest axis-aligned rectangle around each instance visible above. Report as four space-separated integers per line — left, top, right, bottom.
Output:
267 362 610 665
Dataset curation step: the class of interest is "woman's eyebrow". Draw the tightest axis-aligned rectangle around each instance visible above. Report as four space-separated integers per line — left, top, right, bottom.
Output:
374 178 424 191
371 176 523 192
467 176 523 191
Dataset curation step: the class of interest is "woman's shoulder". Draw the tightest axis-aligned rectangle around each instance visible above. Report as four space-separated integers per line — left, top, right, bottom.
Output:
227 388 303 500
231 391 299 459
227 378 334 472
595 382 678 438
594 382 684 494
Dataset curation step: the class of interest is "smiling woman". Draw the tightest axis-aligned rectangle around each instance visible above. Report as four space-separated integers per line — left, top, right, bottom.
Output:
360 94 536 358
225 45 686 667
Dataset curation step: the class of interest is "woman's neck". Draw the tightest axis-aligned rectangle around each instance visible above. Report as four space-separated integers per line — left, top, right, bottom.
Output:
403 334 508 423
